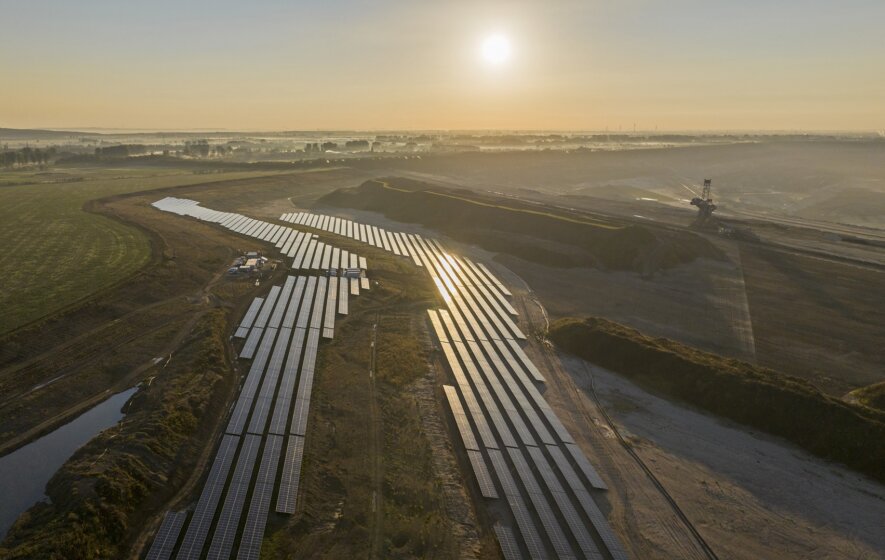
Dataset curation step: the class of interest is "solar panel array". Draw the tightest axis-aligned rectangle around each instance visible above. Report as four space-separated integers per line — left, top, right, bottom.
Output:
279 211 425 271
147 265 355 558
150 200 624 559
414 228 626 559
151 197 366 273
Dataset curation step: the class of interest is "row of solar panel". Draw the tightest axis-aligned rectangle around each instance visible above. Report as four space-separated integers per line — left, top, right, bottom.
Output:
280 211 423 268
235 264 351 348
280 214 524 337
151 197 366 275
421 236 626 560
431 303 626 559
147 270 346 559
149 199 374 558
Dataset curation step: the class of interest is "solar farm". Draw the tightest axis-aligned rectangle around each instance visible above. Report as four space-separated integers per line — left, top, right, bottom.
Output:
144 197 626 559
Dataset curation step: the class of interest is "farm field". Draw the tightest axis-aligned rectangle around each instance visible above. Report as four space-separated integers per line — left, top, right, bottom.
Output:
0 167 283 334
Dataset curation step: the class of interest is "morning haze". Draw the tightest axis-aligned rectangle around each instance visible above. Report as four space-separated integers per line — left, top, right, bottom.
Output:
1 1 883 560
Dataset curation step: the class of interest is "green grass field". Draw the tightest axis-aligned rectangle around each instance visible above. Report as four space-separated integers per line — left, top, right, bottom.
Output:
0 166 281 334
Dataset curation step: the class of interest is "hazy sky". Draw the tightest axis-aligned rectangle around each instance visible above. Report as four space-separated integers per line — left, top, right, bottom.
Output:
2 0 884 131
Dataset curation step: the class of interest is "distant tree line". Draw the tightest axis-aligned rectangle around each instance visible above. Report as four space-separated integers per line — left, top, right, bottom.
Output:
304 142 340 152
0 146 57 167
94 144 157 158
183 140 228 158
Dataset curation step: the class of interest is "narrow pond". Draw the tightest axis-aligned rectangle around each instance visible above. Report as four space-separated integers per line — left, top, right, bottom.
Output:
0 387 138 539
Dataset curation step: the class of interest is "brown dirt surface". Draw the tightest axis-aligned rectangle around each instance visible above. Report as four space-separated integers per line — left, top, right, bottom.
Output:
320 178 723 273
738 243 885 395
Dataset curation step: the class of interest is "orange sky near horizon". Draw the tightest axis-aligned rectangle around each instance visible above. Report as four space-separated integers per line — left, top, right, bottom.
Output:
2 0 884 132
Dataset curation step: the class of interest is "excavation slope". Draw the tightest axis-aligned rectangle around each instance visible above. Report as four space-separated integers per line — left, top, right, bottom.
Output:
549 316 885 484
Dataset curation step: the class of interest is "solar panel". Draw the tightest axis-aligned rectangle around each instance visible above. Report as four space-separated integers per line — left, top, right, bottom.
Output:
206 434 262 560
145 511 188 560
486 449 519 497
296 277 318 330
275 228 291 249
475 261 513 297
228 329 279 434
291 236 310 266
310 242 325 269
527 447 605 560
338 275 349 315
236 297 265 338
323 277 338 338
466 449 499 499
269 225 285 243
493 523 524 560
237 434 284 560
443 385 480 451
320 244 332 270
507 495 549 560
507 448 575 559
429 313 501 449
450 338 520 449
289 397 311 436
253 222 272 239
350 277 360 296
276 435 306 514
297 240 316 269
282 277 307 329
311 277 328 329
427 310 449 343
281 231 297 255
267 278 296 329
246 395 275 435
506 339 546 383
239 327 263 360
268 394 292 435
479 340 553 446
175 434 240 560
386 231 400 255
539 407 575 445
253 286 282 330
565 443 608 490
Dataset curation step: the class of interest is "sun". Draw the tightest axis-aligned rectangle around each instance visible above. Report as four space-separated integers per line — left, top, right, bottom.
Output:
481 34 512 66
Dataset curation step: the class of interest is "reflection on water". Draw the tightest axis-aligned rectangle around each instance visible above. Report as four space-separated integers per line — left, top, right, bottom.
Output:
0 387 137 540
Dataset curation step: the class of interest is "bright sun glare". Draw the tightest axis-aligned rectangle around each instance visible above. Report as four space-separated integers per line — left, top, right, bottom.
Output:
481 34 512 66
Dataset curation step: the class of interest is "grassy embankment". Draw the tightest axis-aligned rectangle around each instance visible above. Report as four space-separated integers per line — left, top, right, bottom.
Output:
0 166 283 334
549 317 885 484
849 381 885 412
0 310 234 559
320 178 721 274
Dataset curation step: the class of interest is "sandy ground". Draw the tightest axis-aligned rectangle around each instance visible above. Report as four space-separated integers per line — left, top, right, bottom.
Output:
572 356 885 559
